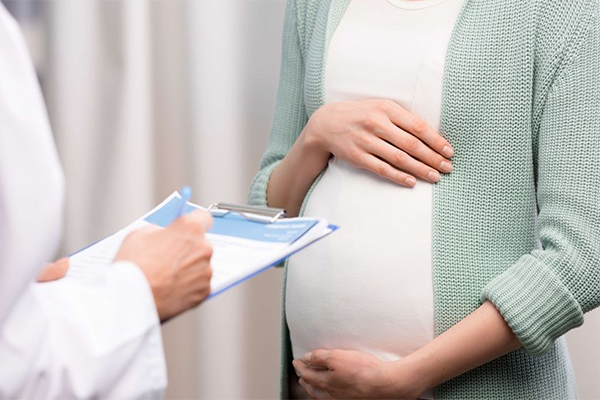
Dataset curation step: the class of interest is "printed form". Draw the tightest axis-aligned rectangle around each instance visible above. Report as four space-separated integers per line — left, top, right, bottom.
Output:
69 192 337 297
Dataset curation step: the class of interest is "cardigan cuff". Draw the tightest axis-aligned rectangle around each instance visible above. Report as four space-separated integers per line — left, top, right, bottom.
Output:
247 160 282 207
481 255 584 356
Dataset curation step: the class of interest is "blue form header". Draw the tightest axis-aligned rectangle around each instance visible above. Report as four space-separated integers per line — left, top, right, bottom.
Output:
144 195 318 243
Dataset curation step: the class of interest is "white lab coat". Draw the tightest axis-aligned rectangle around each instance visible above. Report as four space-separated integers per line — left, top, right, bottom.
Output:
0 5 167 399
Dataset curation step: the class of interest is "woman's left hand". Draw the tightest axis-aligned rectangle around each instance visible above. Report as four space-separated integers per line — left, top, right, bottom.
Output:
292 349 421 400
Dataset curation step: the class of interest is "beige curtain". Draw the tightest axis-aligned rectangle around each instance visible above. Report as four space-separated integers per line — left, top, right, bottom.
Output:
44 1 285 398
19 0 598 397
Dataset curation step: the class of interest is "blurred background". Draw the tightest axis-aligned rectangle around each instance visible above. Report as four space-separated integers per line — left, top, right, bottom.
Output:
2 1 599 399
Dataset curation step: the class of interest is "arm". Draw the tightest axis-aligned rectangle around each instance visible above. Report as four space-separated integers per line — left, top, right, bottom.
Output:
294 301 520 399
0 263 167 400
0 211 214 399
0 6 213 397
480 2 600 356
248 0 310 213
389 301 521 397
267 120 331 218
394 302 521 395
0 7 158 395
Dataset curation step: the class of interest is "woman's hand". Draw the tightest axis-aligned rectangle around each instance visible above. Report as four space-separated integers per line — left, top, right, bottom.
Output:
291 302 522 400
292 349 424 400
268 98 455 216
288 374 312 400
306 99 454 187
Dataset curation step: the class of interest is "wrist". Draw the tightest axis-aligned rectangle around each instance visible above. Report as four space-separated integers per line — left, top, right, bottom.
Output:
298 123 330 165
384 355 432 399
267 109 332 216
301 104 333 158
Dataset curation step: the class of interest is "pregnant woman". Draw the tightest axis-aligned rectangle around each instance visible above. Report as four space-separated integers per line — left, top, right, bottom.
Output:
249 0 600 399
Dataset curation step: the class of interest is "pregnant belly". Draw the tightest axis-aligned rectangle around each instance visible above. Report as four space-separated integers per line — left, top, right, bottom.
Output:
286 158 435 362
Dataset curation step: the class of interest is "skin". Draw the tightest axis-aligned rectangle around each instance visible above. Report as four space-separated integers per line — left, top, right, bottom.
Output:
293 301 521 399
38 210 214 323
267 100 521 398
38 258 69 282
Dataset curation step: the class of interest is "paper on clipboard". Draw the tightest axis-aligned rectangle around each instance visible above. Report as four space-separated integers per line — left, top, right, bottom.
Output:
68 192 338 298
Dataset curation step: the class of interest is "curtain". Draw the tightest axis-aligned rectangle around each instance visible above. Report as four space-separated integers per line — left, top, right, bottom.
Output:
3 0 598 398
43 1 286 398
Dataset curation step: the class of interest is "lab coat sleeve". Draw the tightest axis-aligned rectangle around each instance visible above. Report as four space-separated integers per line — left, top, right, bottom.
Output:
0 261 167 400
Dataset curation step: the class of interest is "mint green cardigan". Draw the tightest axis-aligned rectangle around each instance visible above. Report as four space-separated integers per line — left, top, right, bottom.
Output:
249 0 600 398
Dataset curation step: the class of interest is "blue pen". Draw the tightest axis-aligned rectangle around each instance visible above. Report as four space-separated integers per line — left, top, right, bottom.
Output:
177 186 192 219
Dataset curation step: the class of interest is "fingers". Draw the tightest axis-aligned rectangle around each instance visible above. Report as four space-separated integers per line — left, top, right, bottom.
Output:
377 122 452 175
369 137 445 183
169 209 213 236
384 101 454 158
299 379 331 400
189 265 213 306
303 350 332 369
359 154 417 187
293 359 329 390
178 243 213 305
386 123 453 174
291 375 312 399
37 258 70 282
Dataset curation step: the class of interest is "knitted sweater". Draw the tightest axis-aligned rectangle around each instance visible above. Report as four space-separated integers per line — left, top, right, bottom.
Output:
248 0 600 398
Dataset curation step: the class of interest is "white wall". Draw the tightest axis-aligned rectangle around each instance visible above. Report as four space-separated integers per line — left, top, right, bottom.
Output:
568 310 600 399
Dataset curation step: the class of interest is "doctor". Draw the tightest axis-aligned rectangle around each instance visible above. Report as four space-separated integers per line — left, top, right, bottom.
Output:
0 4 213 399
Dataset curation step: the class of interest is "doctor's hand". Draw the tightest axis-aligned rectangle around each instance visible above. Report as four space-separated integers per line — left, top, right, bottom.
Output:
115 210 214 322
292 349 422 400
38 258 70 282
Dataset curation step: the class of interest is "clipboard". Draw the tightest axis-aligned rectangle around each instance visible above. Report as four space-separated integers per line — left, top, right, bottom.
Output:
69 192 338 298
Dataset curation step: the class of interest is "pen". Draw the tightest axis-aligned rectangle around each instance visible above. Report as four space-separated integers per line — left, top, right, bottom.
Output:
178 186 192 219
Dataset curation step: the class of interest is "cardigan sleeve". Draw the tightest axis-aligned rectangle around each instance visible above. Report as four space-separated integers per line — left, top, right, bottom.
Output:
481 7 600 357
248 0 308 207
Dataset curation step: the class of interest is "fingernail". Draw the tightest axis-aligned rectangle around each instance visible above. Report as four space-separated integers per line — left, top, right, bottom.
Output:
292 360 299 372
442 145 454 158
406 177 416 186
440 161 453 173
428 171 440 182
303 352 312 363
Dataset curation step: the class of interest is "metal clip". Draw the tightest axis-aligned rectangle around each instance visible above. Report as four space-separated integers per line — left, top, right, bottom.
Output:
206 202 287 224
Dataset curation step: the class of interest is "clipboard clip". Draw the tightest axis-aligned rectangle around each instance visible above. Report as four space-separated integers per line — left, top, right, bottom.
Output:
207 202 287 224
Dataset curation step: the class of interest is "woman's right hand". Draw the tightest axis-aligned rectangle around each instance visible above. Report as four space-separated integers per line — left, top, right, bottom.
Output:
305 99 454 187
267 99 454 216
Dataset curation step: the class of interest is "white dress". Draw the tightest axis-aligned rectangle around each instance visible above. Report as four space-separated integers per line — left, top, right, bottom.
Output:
0 5 167 398
286 0 464 398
